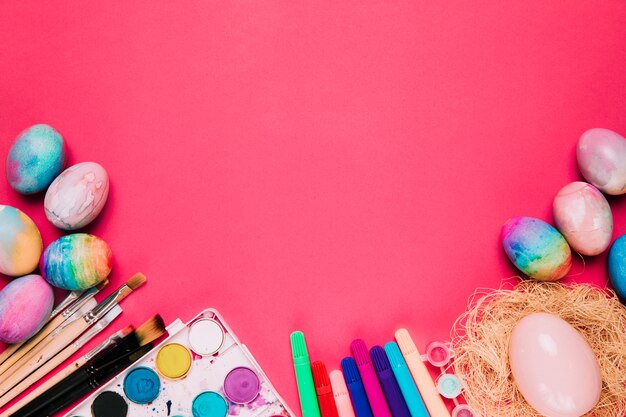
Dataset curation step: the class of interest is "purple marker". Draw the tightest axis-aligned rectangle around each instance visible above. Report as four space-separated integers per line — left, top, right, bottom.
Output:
351 339 392 417
370 346 411 417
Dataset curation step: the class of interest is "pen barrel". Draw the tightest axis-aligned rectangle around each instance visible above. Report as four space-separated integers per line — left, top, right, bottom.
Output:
358 365 391 417
317 392 339 417
390 366 429 417
294 363 321 417
376 372 410 417
404 354 449 417
345 380 373 417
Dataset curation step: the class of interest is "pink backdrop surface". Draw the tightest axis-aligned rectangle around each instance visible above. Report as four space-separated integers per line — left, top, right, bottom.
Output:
1 1 626 414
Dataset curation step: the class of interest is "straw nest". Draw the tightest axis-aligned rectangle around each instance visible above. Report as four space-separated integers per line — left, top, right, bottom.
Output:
451 280 626 417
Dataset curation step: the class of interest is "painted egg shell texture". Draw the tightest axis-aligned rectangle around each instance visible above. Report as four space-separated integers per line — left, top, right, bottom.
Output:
577 128 626 195
45 162 109 230
608 235 626 300
0 206 43 277
509 313 601 417
6 124 66 195
553 182 612 256
501 216 571 281
41 233 112 290
0 275 54 344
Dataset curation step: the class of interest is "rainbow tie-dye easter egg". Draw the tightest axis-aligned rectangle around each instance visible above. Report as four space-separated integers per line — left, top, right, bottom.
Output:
41 233 112 290
501 216 572 281
0 205 43 277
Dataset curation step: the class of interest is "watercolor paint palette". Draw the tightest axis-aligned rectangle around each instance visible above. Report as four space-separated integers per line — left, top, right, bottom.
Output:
64 309 294 417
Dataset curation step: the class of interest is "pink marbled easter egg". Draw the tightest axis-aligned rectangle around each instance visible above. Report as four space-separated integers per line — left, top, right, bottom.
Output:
577 128 626 195
553 182 613 256
0 274 54 344
44 162 109 230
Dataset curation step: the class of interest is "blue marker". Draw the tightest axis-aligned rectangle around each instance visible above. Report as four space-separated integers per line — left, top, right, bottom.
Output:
384 342 430 417
341 357 374 417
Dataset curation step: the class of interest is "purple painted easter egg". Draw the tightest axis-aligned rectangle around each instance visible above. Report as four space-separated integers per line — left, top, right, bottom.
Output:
577 128 626 195
44 162 110 230
0 274 54 344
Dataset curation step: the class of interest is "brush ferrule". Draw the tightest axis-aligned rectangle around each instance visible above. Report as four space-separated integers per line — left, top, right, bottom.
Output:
62 286 99 318
51 290 83 318
86 286 130 322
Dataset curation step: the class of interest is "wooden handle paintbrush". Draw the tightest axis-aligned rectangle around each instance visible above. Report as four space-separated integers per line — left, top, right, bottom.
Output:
2 314 165 417
0 289 85 368
0 305 123 410
0 297 98 385
0 281 107 380
0 273 145 397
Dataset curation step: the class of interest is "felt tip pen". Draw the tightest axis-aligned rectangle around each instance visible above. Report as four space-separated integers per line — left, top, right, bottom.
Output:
291 331 321 417
370 346 411 417
384 342 430 417
395 329 450 417
312 361 339 417
351 339 392 417
330 369 356 417
341 357 374 417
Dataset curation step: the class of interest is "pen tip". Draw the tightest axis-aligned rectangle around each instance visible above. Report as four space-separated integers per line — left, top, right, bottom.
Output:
350 339 370 366
395 329 418 355
370 346 390 372
312 361 331 389
341 357 361 383
290 331 309 359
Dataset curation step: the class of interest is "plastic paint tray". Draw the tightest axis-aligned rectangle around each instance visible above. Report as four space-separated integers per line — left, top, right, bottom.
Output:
64 309 294 417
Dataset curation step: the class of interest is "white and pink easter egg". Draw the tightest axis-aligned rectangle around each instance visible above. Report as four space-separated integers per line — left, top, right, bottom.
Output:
553 182 612 256
44 162 109 230
577 128 626 195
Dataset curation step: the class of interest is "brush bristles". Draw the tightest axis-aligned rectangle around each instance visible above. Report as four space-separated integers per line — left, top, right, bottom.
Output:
341 357 361 383
290 331 308 359
135 315 165 346
350 339 370 366
370 346 390 372
96 280 109 290
126 273 147 290
395 329 417 355
312 361 331 388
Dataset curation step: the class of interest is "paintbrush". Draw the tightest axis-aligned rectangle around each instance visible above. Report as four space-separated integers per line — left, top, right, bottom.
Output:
7 315 164 417
0 305 123 410
1 315 163 417
0 273 146 396
23 344 154 417
0 281 108 378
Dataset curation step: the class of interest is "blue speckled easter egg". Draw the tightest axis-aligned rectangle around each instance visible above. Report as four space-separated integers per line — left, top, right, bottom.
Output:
6 124 66 194
608 235 626 299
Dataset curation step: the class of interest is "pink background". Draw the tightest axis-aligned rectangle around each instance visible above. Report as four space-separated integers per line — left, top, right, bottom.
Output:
1 1 626 414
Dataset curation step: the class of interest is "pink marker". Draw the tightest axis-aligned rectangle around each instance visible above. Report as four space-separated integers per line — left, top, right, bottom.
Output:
351 339 392 417
329 370 356 417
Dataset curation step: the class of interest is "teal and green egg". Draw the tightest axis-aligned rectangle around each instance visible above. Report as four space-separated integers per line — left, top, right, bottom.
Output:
608 235 626 300
6 124 66 194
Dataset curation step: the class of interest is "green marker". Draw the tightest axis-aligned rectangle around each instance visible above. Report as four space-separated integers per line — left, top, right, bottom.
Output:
290 331 321 417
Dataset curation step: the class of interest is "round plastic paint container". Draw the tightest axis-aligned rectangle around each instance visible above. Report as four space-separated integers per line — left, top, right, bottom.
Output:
123 366 161 404
224 367 261 404
91 391 128 417
188 318 225 356
192 391 228 417
156 343 193 380
437 373 462 399
452 404 476 417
